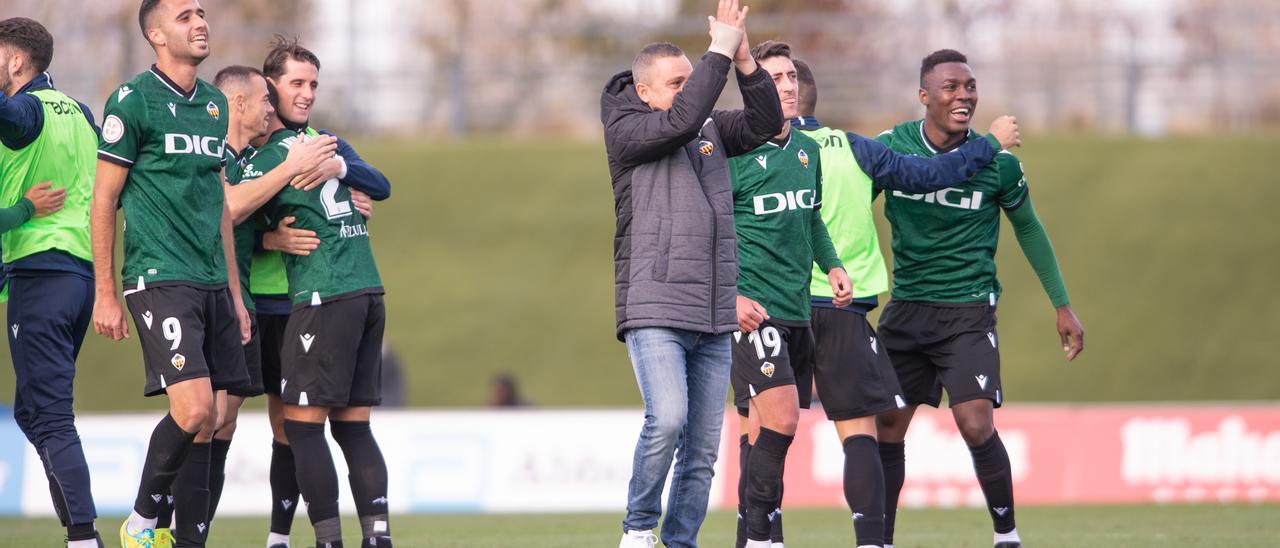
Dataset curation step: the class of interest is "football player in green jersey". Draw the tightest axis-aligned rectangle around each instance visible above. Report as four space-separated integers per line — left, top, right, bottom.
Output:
874 49 1084 548
91 1 252 547
243 37 391 548
738 56 1020 548
210 64 335 543
0 16 104 548
728 41 852 548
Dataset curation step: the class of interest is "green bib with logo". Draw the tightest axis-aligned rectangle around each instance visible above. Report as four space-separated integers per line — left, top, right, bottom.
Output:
799 126 888 300
0 88 96 264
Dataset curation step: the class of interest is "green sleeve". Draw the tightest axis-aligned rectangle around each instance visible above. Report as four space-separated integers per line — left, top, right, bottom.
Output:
995 151 1030 209
1005 194 1070 308
0 198 34 233
98 85 146 166
810 156 842 272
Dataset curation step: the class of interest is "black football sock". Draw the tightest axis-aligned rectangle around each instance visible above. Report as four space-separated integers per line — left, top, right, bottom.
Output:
736 434 749 548
208 438 231 521
879 441 905 545
66 522 97 542
284 420 342 545
154 493 174 529
843 435 885 546
969 431 1016 534
745 427 792 542
269 440 300 535
331 420 391 542
171 442 211 547
772 458 785 544
133 414 196 518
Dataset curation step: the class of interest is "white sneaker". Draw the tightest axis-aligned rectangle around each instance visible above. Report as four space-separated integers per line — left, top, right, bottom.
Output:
745 540 772 548
619 529 658 548
772 543 786 548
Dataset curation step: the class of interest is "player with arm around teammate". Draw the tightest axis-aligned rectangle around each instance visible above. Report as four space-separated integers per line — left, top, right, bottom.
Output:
732 50 1022 548
251 36 387 548
242 35 391 548
0 16 104 548
874 49 1084 548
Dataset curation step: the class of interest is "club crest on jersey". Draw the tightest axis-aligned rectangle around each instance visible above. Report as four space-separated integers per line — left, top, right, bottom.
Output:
206 101 220 120
171 353 186 371
797 148 809 168
698 140 714 156
102 115 124 144
760 361 775 378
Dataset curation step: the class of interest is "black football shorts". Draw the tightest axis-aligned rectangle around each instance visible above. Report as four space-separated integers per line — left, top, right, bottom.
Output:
731 320 816 413
877 299 1003 408
279 294 386 408
125 285 249 397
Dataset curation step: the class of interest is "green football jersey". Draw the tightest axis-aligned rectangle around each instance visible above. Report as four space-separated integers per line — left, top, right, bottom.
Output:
249 127 322 300
878 120 1028 303
98 66 230 289
224 144 256 311
247 129 382 308
729 131 841 323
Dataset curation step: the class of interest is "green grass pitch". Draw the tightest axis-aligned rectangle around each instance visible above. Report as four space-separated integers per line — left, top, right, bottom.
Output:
3 504 1278 547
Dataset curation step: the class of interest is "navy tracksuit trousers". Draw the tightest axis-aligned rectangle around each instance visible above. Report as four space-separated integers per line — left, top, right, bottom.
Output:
7 272 97 526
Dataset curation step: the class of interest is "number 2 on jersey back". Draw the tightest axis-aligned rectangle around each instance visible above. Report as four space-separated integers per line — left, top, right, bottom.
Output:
320 179 353 220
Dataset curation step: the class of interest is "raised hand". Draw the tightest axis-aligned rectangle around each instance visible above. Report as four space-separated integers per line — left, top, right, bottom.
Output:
734 28 757 74
707 0 747 59
989 115 1021 150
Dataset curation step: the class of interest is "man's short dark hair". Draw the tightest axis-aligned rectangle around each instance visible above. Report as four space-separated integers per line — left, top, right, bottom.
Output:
631 42 684 84
265 79 279 109
0 17 53 74
263 35 321 79
138 0 162 38
213 65 263 90
920 49 968 87
750 40 791 62
793 59 817 117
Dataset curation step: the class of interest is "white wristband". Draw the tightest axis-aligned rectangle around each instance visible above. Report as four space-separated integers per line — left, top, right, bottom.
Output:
335 154 348 180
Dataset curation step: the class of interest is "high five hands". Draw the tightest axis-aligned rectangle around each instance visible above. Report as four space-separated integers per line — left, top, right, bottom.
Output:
708 0 756 73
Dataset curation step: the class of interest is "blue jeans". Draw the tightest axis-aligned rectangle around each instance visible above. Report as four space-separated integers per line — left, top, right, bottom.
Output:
622 327 731 548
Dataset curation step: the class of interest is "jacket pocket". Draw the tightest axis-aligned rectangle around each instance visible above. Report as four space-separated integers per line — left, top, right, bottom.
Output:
652 218 672 281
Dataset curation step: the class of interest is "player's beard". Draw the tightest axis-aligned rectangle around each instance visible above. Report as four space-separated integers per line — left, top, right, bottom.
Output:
170 31 211 66
0 52 12 96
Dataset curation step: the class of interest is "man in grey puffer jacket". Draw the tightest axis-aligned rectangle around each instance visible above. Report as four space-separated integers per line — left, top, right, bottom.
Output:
601 2 781 547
